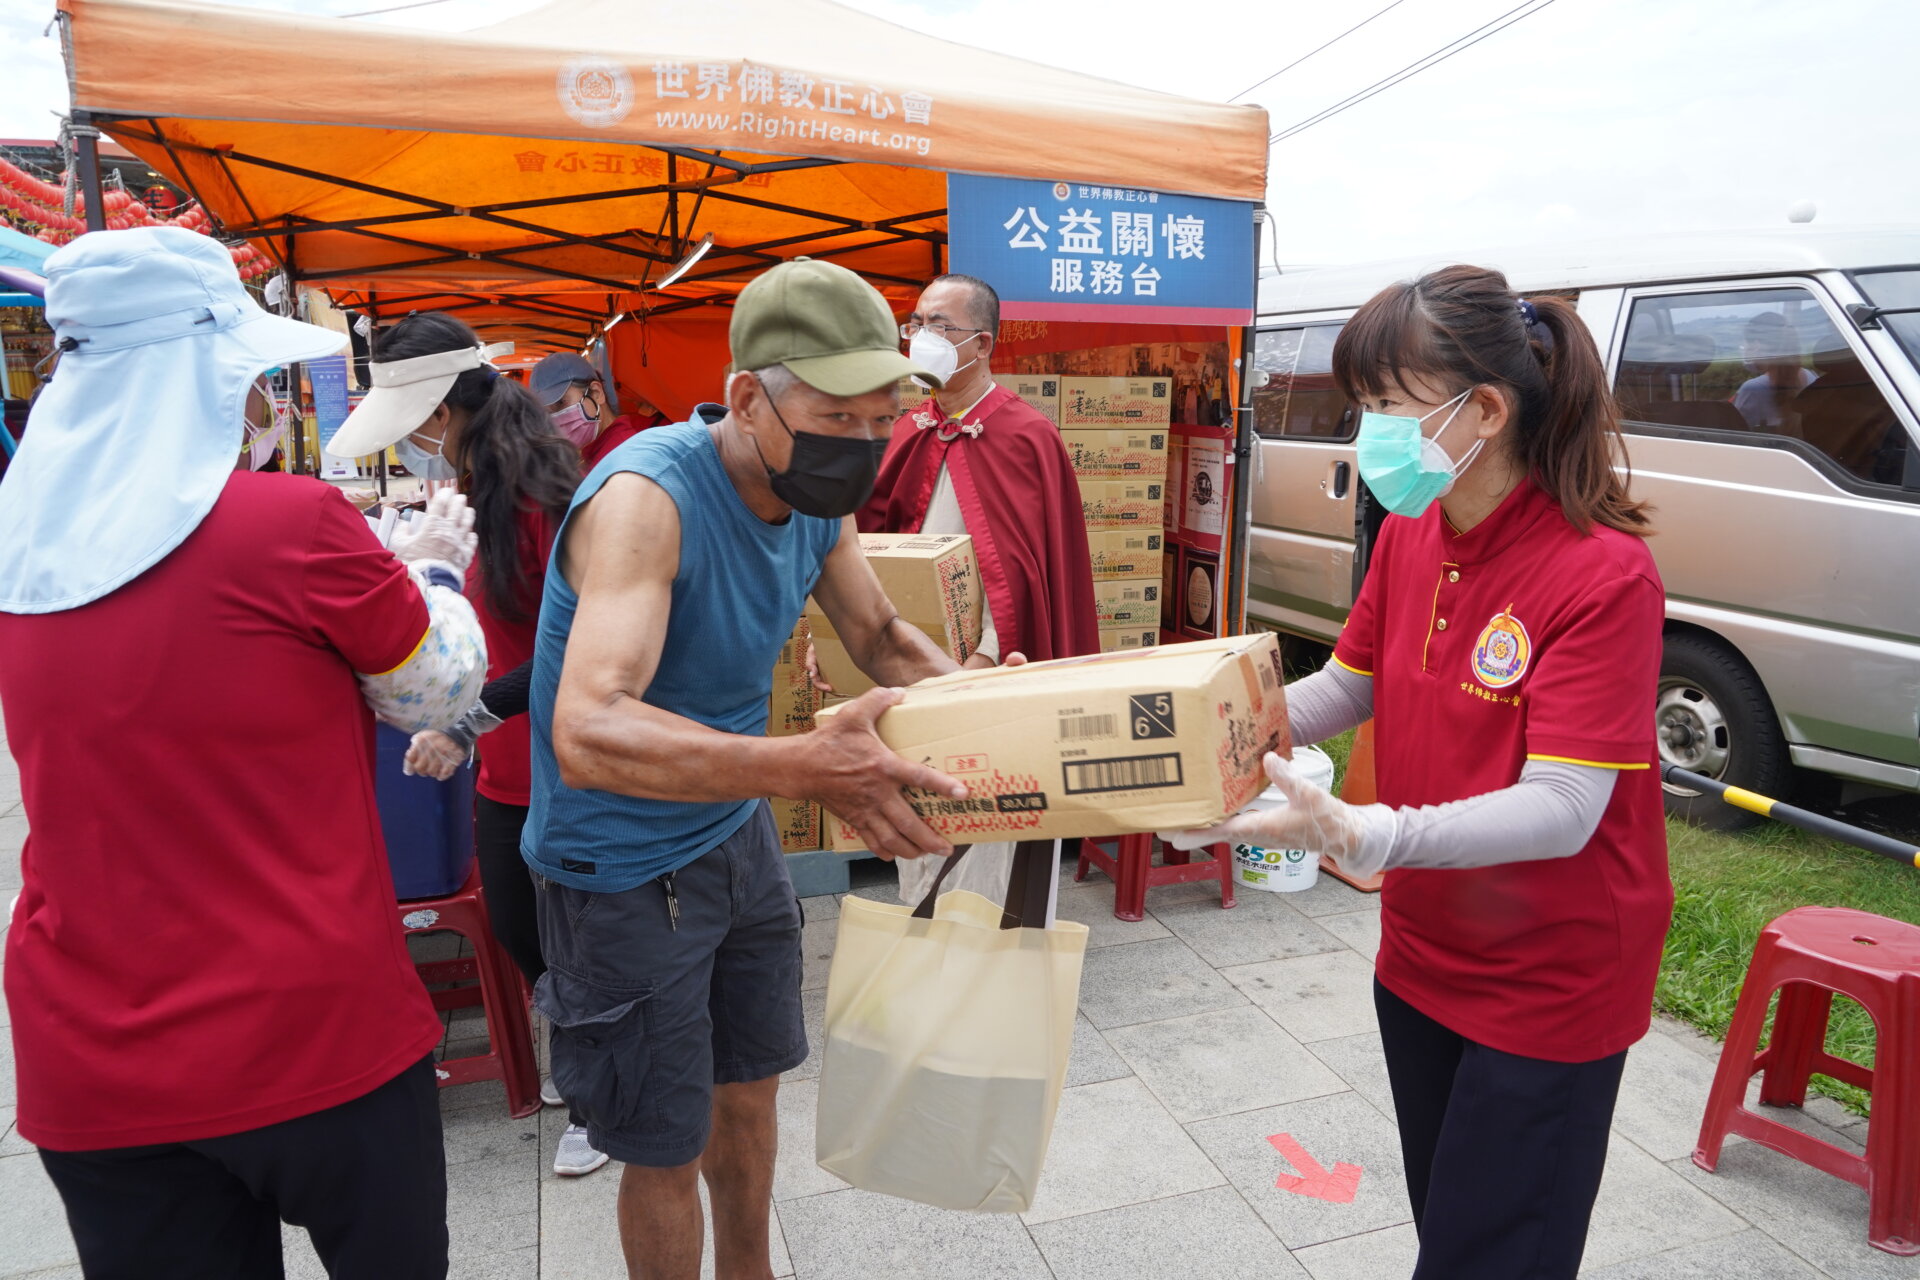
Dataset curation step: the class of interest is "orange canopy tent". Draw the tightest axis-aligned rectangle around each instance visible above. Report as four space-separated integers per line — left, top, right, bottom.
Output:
57 0 1268 402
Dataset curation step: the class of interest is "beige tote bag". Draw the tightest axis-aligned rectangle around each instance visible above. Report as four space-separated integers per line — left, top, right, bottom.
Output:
815 843 1089 1212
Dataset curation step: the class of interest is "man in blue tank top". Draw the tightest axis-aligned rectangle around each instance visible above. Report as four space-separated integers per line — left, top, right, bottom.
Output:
523 259 972 1279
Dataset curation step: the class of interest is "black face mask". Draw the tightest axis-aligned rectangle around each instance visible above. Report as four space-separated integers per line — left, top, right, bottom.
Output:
753 379 889 519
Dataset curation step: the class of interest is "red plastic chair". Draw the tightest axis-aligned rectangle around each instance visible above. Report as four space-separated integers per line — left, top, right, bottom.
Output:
398 865 542 1119
1075 833 1236 923
1693 906 1920 1256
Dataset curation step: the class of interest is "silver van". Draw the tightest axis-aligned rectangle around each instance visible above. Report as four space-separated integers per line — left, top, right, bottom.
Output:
1243 229 1920 827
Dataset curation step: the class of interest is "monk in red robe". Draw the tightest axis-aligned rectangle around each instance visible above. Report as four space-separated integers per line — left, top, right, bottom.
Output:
859 273 1099 905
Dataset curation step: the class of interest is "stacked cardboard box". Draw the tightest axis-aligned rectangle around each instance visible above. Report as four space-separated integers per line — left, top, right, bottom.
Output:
1060 377 1172 655
766 618 825 855
805 533 983 699
899 375 1060 426
994 373 1061 424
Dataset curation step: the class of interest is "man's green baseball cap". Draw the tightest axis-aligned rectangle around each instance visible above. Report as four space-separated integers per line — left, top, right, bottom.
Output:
730 258 942 395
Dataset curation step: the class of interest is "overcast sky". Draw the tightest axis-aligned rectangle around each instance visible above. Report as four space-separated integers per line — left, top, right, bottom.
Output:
2 0 1913 264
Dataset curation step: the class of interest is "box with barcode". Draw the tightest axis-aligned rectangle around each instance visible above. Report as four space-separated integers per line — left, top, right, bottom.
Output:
1059 377 1173 427
819 633 1289 849
1099 627 1160 653
994 373 1060 424
1080 478 1165 530
1087 527 1165 582
807 533 982 697
1094 576 1160 629
895 377 933 421
1061 427 1169 481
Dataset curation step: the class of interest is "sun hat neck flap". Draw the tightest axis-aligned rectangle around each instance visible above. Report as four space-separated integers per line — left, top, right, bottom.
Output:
0 227 345 614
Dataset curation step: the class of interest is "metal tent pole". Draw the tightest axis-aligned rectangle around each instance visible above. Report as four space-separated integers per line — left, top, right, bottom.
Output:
69 113 107 233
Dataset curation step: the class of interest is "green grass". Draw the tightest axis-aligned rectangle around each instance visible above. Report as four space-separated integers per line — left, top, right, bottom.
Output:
1657 815 1917 1115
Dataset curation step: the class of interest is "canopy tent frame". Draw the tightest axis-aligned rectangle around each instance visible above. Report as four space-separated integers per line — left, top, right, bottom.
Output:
53 0 1269 628
103 117 948 324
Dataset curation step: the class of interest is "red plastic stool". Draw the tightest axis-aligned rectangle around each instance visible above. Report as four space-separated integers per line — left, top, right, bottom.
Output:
1075 833 1236 923
1693 906 1920 1255
399 865 542 1119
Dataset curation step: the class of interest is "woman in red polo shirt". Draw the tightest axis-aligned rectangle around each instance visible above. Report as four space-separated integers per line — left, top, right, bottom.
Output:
1188 265 1670 1279
327 313 614 1177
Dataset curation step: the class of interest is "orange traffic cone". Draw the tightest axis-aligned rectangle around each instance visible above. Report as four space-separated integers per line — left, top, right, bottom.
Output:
1323 720 1384 892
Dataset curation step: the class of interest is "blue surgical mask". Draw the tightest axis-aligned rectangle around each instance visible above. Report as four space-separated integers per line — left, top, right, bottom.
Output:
1354 389 1482 518
393 429 456 482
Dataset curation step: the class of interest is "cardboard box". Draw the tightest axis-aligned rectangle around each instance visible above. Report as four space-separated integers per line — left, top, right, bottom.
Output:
820 633 1290 849
767 618 822 739
994 373 1060 424
1059 377 1173 427
808 532 981 655
1080 478 1165 530
806 533 983 697
810 633 875 700
1094 576 1161 629
765 619 828 855
1099 627 1160 654
1086 527 1165 583
1163 437 1184 537
1060 427 1170 481
771 796 826 855
896 377 933 420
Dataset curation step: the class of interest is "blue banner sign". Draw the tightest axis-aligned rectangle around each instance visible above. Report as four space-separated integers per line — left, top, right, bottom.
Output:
948 173 1255 326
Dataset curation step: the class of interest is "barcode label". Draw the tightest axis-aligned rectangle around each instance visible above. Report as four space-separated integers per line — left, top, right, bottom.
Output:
1058 714 1119 742
1063 753 1184 795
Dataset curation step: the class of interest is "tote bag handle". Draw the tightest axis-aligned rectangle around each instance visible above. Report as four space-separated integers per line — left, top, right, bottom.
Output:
910 840 1057 930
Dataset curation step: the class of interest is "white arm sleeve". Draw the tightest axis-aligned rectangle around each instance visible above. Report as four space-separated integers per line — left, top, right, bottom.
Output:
1360 759 1619 872
356 564 488 734
1286 662 1375 748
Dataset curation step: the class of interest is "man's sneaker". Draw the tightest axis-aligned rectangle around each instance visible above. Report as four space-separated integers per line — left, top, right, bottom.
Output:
554 1124 609 1177
539 1077 563 1108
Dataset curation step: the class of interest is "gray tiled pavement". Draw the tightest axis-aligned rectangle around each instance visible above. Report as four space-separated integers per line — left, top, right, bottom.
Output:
0 730 1909 1279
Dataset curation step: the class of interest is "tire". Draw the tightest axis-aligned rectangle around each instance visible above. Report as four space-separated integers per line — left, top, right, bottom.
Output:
1656 633 1791 831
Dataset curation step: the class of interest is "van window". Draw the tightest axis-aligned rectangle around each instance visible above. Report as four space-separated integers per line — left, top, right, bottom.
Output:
1855 268 1920 366
1614 287 1910 487
1252 324 1351 440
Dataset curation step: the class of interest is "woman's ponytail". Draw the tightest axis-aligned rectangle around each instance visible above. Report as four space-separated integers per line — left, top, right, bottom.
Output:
458 375 580 622
1521 295 1650 536
1332 264 1652 536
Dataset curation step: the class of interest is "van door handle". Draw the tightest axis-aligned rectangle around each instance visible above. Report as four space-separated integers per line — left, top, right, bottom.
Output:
1326 460 1351 499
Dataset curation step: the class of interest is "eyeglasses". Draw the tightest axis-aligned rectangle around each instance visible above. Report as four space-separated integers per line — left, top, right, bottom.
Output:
900 321 984 341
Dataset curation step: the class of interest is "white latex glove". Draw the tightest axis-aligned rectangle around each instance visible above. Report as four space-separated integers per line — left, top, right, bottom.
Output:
390 488 478 575
404 728 466 780
1165 751 1396 880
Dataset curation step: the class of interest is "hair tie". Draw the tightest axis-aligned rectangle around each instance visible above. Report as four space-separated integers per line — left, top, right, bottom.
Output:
1517 298 1554 356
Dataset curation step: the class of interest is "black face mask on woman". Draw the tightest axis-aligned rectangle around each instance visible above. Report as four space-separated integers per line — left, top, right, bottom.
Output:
752 376 890 519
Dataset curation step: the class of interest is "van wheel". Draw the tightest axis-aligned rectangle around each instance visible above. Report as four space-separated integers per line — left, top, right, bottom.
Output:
1656 635 1790 831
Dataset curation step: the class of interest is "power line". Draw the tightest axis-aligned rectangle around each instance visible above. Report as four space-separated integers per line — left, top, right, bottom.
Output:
1229 0 1413 104
1269 0 1559 145
337 0 455 18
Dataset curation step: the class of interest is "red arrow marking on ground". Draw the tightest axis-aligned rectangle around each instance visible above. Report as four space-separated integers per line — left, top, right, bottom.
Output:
1266 1133 1363 1204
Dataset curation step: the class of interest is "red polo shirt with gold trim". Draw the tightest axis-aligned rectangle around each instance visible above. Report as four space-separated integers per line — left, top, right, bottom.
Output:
1333 480 1672 1063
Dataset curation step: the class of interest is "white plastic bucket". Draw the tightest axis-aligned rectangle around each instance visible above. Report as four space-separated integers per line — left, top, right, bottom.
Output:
1231 745 1336 893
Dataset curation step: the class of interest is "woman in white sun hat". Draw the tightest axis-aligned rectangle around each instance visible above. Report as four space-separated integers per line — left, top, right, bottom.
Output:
328 311 613 1178
0 227 486 1279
